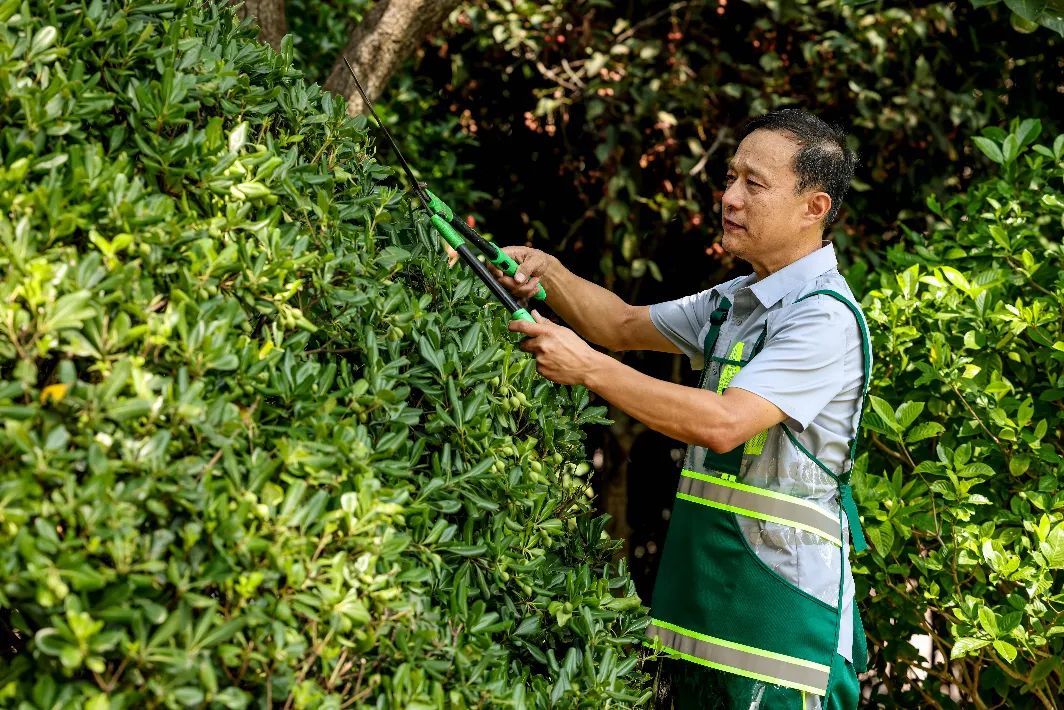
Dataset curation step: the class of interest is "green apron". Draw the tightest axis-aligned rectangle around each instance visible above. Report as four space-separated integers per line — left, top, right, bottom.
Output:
647 290 871 700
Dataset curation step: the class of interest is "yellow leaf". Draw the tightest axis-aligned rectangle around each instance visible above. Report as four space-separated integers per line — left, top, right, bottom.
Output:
40 383 68 404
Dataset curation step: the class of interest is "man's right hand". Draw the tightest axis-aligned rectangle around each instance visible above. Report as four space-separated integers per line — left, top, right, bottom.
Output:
487 246 555 301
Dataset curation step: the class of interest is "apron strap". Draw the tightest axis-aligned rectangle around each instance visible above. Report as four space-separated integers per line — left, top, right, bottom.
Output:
697 296 732 389
792 290 873 554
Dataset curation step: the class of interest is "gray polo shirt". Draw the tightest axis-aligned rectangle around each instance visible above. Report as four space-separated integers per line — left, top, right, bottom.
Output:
649 244 869 664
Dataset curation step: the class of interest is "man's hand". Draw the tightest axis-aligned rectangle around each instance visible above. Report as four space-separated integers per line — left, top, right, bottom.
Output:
508 311 602 386
489 247 555 301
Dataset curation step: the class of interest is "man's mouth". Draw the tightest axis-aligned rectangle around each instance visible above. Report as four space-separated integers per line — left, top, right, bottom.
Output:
723 217 745 231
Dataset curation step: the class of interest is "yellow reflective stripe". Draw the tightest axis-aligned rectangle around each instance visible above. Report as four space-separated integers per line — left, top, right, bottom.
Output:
651 618 830 671
647 620 830 695
675 493 843 547
682 469 838 525
663 648 824 697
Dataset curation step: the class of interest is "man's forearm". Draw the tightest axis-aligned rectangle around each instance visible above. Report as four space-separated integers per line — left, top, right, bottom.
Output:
582 351 730 450
540 259 630 350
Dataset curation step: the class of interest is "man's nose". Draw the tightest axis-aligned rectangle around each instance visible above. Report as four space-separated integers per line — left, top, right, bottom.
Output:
722 183 743 212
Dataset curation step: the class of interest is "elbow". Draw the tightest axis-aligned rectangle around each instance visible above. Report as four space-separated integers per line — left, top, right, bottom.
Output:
700 432 739 454
696 411 743 454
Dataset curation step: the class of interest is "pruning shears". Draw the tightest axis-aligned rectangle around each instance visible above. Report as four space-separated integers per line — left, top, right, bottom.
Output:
342 57 546 325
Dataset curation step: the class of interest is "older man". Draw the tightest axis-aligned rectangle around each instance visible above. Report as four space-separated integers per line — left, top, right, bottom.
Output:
496 109 869 709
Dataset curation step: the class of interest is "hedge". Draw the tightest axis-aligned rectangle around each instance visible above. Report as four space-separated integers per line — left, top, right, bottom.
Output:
0 0 651 707
858 119 1064 706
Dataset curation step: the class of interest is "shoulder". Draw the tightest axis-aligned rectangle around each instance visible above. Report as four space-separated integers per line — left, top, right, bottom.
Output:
782 273 865 328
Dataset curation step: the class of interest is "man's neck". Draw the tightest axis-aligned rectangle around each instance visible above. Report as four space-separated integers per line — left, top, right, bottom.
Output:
749 237 825 280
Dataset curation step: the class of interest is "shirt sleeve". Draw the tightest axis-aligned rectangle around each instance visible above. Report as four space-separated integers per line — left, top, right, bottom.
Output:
648 289 718 370
728 295 855 431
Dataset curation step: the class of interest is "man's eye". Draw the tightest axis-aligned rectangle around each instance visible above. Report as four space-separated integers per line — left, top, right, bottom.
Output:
747 179 762 188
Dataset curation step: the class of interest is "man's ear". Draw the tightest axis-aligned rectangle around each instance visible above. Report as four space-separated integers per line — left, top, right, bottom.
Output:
804 191 832 226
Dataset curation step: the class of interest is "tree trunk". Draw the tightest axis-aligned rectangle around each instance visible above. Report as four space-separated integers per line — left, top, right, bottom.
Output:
323 0 463 115
232 0 288 51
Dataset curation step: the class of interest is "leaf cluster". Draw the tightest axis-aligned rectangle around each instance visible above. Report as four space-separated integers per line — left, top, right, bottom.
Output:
0 0 651 707
856 118 1064 707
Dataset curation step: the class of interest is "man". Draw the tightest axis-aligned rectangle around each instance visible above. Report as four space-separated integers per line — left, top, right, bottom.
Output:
490 109 869 709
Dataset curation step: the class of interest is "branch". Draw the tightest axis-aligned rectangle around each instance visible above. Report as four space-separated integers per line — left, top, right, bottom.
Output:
323 0 464 115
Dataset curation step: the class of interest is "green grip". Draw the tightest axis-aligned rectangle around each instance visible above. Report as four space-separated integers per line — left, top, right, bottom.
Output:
431 214 465 251
489 250 547 301
427 189 546 301
512 308 535 323
426 190 454 220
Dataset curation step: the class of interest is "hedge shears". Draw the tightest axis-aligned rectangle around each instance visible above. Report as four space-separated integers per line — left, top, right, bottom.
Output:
342 58 546 324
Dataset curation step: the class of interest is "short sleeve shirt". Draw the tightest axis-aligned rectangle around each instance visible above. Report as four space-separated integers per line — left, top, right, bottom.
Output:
648 244 870 662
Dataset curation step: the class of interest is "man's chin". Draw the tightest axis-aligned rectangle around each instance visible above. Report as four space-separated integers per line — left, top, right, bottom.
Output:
720 232 742 257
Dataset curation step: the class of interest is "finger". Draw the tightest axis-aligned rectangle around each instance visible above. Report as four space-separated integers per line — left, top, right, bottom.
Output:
515 276 541 299
508 319 548 336
509 249 543 284
502 246 533 262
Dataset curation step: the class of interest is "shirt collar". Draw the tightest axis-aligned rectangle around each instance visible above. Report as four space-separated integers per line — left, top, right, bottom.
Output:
747 243 838 309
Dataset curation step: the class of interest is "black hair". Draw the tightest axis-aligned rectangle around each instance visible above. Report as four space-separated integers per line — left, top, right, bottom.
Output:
738 109 858 226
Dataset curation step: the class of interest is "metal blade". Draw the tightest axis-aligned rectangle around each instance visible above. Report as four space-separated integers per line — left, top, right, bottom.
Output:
342 56 432 211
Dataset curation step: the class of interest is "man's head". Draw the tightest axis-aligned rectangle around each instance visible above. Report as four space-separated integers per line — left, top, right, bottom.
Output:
721 109 857 276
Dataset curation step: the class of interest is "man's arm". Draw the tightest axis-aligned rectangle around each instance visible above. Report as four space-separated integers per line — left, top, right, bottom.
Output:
491 247 681 354
509 313 786 451
582 352 788 452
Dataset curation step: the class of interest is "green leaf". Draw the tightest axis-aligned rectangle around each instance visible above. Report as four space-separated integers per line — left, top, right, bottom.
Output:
894 401 924 431
972 136 1004 164
376 245 411 269
44 291 96 331
1015 118 1042 146
958 462 995 478
992 640 1017 664
869 396 899 432
978 606 999 636
906 422 944 443
951 637 990 658
1040 525 1064 568
1003 0 1046 21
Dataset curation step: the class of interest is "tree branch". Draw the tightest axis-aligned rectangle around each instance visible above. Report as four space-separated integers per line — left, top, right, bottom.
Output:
323 0 464 115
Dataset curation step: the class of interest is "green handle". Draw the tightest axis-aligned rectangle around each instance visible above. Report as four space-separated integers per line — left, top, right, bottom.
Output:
430 214 465 251
427 191 454 220
512 308 535 323
426 190 547 302
488 250 547 302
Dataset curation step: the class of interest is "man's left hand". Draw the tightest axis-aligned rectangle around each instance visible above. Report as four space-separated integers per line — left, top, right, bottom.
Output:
508 311 601 386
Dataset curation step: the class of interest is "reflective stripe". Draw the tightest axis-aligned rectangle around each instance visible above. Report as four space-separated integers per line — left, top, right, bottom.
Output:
648 620 830 695
679 470 842 547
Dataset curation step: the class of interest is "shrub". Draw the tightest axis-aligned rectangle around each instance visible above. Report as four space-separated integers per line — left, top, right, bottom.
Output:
857 119 1064 707
0 1 650 706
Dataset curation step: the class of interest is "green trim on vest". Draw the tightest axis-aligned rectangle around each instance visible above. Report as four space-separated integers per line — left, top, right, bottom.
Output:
792 289 873 554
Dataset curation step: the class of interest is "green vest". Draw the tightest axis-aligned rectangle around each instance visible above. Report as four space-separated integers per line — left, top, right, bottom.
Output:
648 289 872 697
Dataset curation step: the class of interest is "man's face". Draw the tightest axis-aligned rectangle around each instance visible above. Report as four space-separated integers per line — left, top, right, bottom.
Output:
720 129 820 266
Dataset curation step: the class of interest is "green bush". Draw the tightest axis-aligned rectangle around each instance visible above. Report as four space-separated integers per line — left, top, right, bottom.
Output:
857 119 1064 706
0 1 650 707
